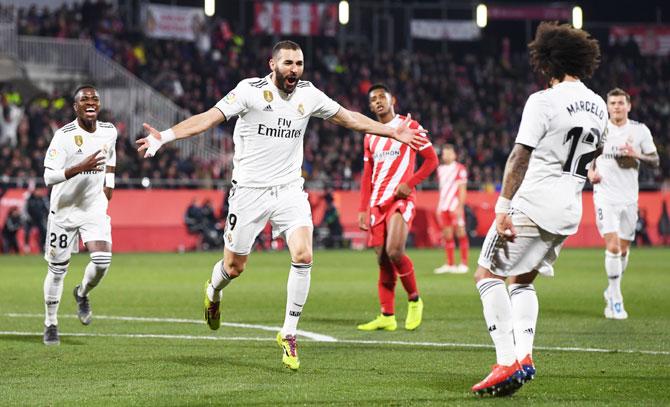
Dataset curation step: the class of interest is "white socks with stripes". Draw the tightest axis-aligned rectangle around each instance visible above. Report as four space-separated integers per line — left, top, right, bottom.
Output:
44 263 68 326
208 259 232 302
280 262 311 337
508 283 538 360
476 278 516 366
79 252 112 297
605 251 623 303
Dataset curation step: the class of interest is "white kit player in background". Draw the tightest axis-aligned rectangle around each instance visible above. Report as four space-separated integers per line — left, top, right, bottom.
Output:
470 23 607 397
42 85 117 346
590 88 660 320
136 40 425 371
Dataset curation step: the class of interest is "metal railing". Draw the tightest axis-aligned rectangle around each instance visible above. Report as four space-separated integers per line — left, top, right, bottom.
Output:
14 36 222 160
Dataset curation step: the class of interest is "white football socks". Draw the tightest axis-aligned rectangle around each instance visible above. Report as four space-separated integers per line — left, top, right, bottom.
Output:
280 262 312 337
44 264 68 326
476 278 516 366
508 283 538 360
208 259 232 302
79 252 112 297
605 251 623 302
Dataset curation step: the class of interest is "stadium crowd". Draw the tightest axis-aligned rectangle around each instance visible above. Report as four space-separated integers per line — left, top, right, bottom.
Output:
0 1 667 191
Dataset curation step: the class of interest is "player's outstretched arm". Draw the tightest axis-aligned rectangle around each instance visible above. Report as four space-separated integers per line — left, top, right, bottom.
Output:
137 108 226 158
495 143 533 240
327 108 425 149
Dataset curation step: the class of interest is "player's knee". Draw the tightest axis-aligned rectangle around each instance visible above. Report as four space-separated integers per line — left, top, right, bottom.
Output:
48 262 69 281
291 248 312 265
386 247 405 264
90 251 112 272
223 258 245 278
605 241 620 254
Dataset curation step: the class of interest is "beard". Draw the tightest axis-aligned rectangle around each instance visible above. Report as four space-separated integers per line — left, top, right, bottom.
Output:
274 68 299 94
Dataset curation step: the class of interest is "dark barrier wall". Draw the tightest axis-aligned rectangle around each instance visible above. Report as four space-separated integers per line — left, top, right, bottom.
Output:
1 189 668 253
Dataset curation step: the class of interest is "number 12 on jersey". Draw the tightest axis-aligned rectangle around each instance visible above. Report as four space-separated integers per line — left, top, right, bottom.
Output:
562 126 602 179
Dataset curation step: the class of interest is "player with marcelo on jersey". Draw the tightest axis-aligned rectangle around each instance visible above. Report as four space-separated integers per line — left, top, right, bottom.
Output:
42 85 117 345
356 83 438 332
136 41 425 371
433 144 470 274
591 87 659 320
471 22 607 396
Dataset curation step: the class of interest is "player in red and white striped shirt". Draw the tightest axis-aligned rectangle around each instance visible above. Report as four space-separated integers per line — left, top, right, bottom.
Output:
357 83 438 332
434 145 470 274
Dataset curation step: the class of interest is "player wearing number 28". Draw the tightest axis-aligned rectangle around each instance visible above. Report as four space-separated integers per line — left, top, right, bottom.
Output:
136 40 424 371
41 85 117 346
471 23 607 396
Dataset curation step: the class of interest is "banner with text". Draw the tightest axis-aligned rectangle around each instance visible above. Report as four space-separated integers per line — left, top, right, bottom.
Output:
143 4 205 42
609 25 670 56
410 20 480 41
488 5 570 21
253 1 337 37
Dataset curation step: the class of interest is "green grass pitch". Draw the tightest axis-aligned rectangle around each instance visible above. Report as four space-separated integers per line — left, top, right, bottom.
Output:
1 248 669 405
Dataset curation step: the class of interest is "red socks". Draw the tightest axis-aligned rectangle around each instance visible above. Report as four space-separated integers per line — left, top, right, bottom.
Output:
393 255 419 301
459 235 469 264
378 261 396 315
445 238 455 265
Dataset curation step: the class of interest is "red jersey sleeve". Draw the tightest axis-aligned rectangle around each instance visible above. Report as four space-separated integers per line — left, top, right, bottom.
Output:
406 120 438 188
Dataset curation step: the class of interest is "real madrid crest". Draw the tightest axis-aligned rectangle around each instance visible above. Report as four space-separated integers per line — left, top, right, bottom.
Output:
74 135 83 147
298 103 305 116
263 90 273 103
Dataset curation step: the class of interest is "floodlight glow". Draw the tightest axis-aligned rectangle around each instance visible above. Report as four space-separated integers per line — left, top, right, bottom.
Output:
476 4 487 28
573 6 583 29
205 0 215 17
339 1 349 25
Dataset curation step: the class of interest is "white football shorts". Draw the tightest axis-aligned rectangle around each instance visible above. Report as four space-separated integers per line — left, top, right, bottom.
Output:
224 178 313 255
594 200 637 241
477 210 567 277
44 212 112 263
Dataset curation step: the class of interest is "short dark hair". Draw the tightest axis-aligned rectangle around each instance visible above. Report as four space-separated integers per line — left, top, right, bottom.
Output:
442 143 455 152
272 40 301 58
368 83 391 96
72 84 97 101
528 22 601 81
607 87 631 103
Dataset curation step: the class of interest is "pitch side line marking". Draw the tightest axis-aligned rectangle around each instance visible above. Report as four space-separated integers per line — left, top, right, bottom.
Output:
1 330 668 356
3 313 337 342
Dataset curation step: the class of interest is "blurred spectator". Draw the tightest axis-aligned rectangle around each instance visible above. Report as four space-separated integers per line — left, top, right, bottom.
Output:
23 189 49 252
2 206 23 254
318 192 344 248
635 209 651 246
659 200 670 245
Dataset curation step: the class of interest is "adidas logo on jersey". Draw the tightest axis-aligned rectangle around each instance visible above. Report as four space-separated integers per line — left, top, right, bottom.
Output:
76 149 83 154
263 105 273 112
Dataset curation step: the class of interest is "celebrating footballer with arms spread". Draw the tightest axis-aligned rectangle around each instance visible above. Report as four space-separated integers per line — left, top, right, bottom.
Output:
136 40 425 371
471 23 607 396
42 84 117 345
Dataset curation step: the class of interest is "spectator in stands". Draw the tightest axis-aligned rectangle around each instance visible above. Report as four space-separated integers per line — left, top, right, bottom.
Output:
23 188 49 252
635 209 651 246
2 206 23 254
319 192 344 248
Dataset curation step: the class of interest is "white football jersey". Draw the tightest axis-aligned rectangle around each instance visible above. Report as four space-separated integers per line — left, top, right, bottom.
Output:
44 119 117 224
593 119 657 205
215 75 341 187
512 81 608 236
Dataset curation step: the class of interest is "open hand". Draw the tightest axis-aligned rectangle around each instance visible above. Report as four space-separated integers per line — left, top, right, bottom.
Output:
136 123 164 158
76 150 106 172
393 114 427 150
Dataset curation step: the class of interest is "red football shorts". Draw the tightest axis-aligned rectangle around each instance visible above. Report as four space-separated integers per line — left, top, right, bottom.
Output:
441 210 465 228
368 199 416 247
